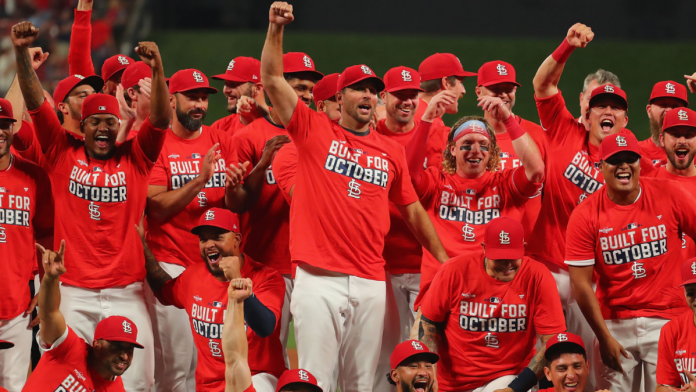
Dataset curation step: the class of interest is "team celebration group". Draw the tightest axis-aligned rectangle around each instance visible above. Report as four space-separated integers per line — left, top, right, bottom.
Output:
2 1 696 392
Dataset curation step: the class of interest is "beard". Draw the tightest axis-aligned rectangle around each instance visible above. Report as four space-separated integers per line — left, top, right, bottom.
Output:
68 101 81 122
649 113 662 139
666 145 696 170
176 104 207 132
399 378 432 392
227 101 238 114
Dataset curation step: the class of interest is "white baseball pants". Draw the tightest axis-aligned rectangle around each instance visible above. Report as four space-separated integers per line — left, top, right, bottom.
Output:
390 273 420 341
0 312 32 391
59 282 155 391
280 274 294 369
373 275 400 392
593 317 667 392
252 372 279 392
292 264 386 392
146 262 197 392
463 374 516 392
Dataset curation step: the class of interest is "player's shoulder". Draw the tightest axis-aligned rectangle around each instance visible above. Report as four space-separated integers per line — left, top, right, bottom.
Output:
12 154 48 177
212 114 237 128
521 256 554 279
441 251 484 274
662 310 692 336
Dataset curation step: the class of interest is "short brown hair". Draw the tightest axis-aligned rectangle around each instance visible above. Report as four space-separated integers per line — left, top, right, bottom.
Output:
442 115 500 175
420 76 458 94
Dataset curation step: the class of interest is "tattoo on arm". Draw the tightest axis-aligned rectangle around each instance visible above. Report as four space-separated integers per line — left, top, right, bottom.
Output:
528 334 554 377
14 47 44 110
142 240 172 292
419 315 441 353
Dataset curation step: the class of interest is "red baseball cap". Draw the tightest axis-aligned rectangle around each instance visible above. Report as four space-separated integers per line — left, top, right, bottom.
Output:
53 74 105 104
101 54 135 81
390 340 439 370
0 340 14 350
679 257 696 287
94 316 144 348
383 66 424 93
212 57 261 83
276 369 322 392
484 217 525 260
0 98 17 122
663 108 696 133
650 81 688 107
313 73 340 104
477 61 520 87
121 62 152 90
544 332 586 361
418 53 477 82
589 84 628 109
169 69 218 95
599 132 641 161
81 93 120 121
191 208 240 235
337 65 385 92
283 52 324 81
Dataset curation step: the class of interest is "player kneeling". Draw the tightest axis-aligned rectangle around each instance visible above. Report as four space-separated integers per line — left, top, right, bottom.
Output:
541 332 610 392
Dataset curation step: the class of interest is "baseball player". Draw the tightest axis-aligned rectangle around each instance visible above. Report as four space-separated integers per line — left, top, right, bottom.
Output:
119 61 154 141
144 208 286 392
475 60 548 237
419 217 566 392
212 57 270 135
638 81 689 167
222 277 323 392
578 70 621 130
387 340 439 392
261 3 449 391
69 0 134 96
540 333 611 392
13 21 171 391
565 132 696 392
25 241 145 391
0 98 53 392
415 52 476 124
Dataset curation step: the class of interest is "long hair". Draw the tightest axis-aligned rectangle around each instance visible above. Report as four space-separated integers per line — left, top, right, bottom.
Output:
442 115 500 175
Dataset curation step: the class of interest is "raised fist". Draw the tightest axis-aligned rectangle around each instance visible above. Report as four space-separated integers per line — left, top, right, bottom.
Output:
219 256 242 281
566 23 594 48
11 22 39 48
228 278 253 302
422 90 457 123
135 42 161 69
269 2 294 26
36 240 66 279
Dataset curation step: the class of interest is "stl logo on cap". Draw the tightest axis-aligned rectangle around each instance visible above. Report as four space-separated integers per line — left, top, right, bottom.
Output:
496 64 508 76
205 210 215 221
98 106 106 111
227 60 235 71
298 370 309 381
616 135 627 147
193 71 204 83
666 82 676 94
679 109 689 121
361 65 373 75
557 333 568 342
499 231 510 245
117 56 130 65
604 85 615 93
411 341 424 350
303 55 312 68
122 320 132 334
75 74 85 80
691 262 696 275
401 69 412 82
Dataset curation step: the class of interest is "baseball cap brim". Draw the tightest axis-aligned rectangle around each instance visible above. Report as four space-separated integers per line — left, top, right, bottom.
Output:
284 69 325 81
78 75 106 96
544 341 586 361
101 336 144 349
345 76 386 92
385 85 424 93
650 96 689 107
589 93 627 109
456 70 478 78
485 247 524 260
397 352 440 368
479 79 521 88
211 74 253 83
601 149 641 161
280 383 323 392
191 224 234 235
679 279 696 287
174 86 219 95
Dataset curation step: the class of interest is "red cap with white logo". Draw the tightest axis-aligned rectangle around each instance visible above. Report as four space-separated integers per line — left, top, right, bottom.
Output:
283 52 324 81
650 81 688 107
121 62 152 90
383 66 423 93
212 57 261 83
101 54 134 81
598 132 641 161
81 93 120 121
191 207 240 235
679 257 696 287
169 69 218 95
53 74 105 104
313 73 340 104
589 84 628 109
418 53 477 82
477 60 520 87
483 217 525 260
337 64 385 92
275 369 322 392
94 316 144 348
390 340 439 370
663 107 696 132
0 98 17 122
544 332 586 361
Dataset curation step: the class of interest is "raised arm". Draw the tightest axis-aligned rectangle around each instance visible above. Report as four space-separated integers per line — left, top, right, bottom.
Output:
68 0 95 77
260 2 299 126
12 23 45 111
133 41 170 161
533 23 593 99
6 48 50 131
222 278 254 392
418 314 441 353
396 201 449 264
36 241 67 346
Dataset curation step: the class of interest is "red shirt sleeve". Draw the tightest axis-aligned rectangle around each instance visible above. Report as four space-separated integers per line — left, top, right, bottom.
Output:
28 100 69 163
564 204 598 265
534 92 582 145
656 321 681 387
531 264 566 335
232 129 256 169
272 142 297 203
253 268 285 322
420 262 456 323
511 166 543 199
285 97 316 145
42 327 82 363
133 117 168 173
157 273 188 309
675 182 696 242
388 143 419 206
415 166 441 202
148 153 168 187
11 121 45 167
68 10 96 77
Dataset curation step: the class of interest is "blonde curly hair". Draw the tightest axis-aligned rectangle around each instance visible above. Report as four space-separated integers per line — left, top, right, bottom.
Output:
442 115 501 175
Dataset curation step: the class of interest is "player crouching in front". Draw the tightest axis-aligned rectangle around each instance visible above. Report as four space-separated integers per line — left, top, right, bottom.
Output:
540 332 610 392
388 340 438 392
418 217 566 392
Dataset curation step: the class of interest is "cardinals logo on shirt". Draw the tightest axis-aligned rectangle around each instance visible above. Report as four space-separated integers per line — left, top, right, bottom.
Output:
666 83 676 94
679 110 689 121
0 226 6 243
401 70 412 82
462 224 476 242
88 202 101 221
496 64 508 76
198 191 208 207
631 262 647 279
616 136 627 147
122 320 132 333
484 333 499 348
209 341 222 357
347 179 362 199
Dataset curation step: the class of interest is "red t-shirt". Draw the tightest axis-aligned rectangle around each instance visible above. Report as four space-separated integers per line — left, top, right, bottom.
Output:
10 120 49 168
23 327 125 391
148 126 238 268
495 115 548 238
565 178 696 319
415 166 540 307
244 386 256 392
272 142 297 204
212 114 246 136
376 118 446 274
657 310 696 388
527 92 605 269
286 98 418 281
159 257 286 390
29 100 166 288
421 252 565 391
638 138 667 168
0 154 53 319
232 117 291 274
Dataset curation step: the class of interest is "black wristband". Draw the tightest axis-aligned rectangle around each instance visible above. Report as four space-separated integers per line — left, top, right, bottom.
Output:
507 367 537 392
